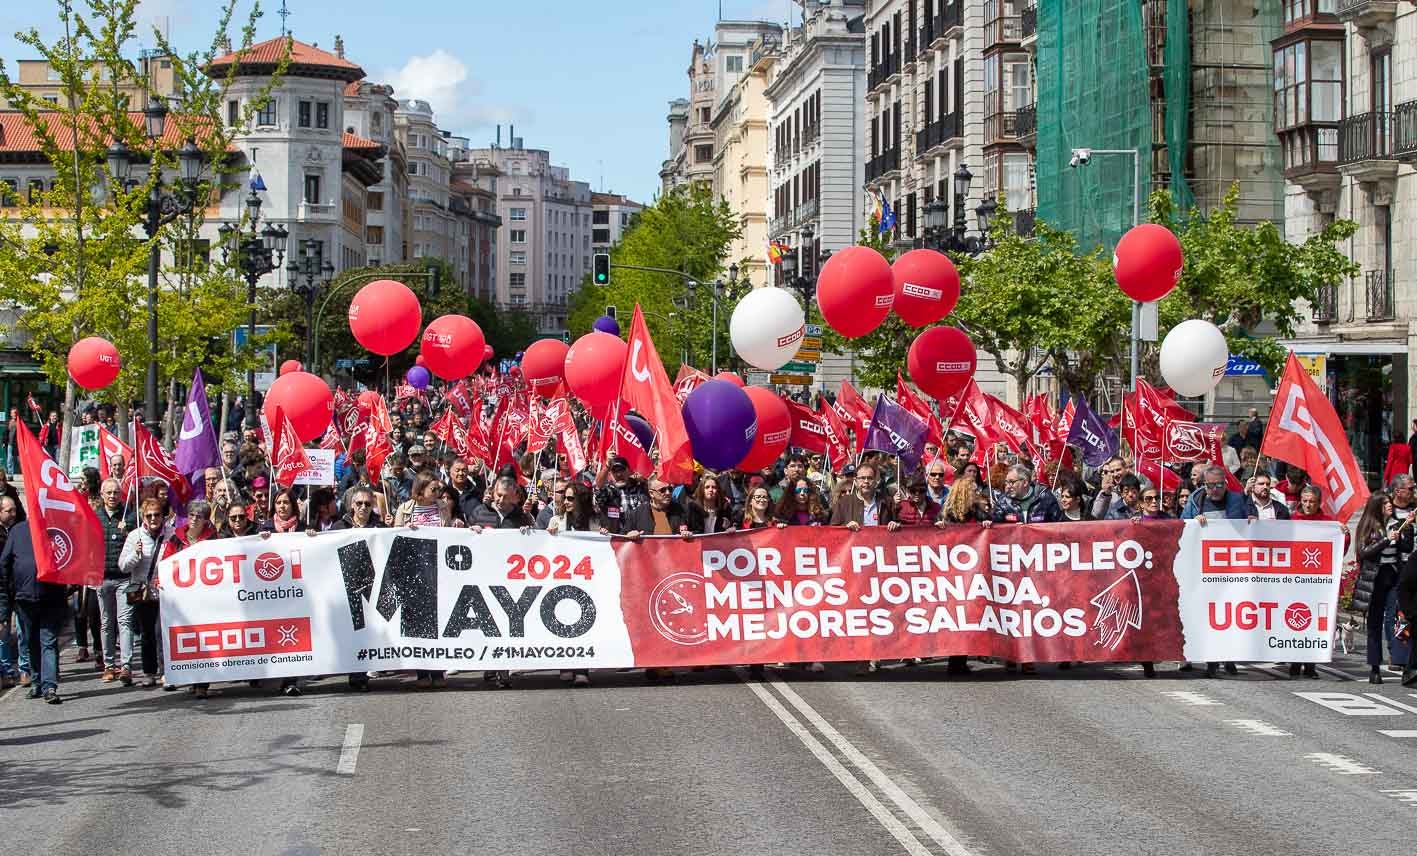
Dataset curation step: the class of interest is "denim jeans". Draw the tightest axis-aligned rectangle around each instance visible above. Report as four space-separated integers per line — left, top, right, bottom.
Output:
14 600 65 693
0 613 18 677
97 578 134 670
1385 587 1411 667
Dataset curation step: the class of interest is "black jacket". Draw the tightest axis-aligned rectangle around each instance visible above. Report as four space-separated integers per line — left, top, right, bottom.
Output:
97 505 136 579
1397 552 1417 625
618 502 688 536
1353 533 1399 615
451 479 487 523
331 511 386 531
0 525 68 608
469 503 534 530
684 501 736 535
991 484 1063 524
1245 499 1291 521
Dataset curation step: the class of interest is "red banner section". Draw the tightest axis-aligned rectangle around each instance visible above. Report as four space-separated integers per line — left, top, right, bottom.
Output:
615 521 1187 666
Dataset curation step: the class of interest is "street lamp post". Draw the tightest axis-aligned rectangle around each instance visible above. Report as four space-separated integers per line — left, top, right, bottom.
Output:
781 225 831 322
218 189 288 430
688 276 725 375
287 239 335 367
1069 146 1142 390
920 163 996 256
105 96 205 431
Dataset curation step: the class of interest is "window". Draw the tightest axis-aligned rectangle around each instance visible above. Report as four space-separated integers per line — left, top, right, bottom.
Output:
42 94 59 105
27 179 45 204
510 272 526 289
1003 153 1032 209
1006 56 1030 111
695 144 713 163
367 191 384 211
0 178 17 206
593 228 611 244
304 173 321 204
298 100 312 127
510 230 526 243
256 99 277 126
316 102 330 129
366 226 385 244
175 239 211 271
371 111 383 133
407 161 419 176
510 251 527 264
592 209 609 224
699 107 711 124
1273 39 1342 131
725 54 743 73
512 186 521 197
227 99 239 126
509 207 527 220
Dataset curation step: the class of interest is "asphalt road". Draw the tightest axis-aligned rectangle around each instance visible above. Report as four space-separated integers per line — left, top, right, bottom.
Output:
2 647 1412 856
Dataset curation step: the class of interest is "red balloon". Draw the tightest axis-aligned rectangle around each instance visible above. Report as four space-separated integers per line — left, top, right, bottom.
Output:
816 245 894 338
419 314 485 380
1113 223 1184 302
415 354 427 367
357 390 383 413
348 280 422 356
67 337 121 390
483 344 495 363
523 338 570 398
563 332 627 408
262 371 333 443
735 387 791 472
278 359 302 377
892 249 960 328
907 326 976 400
714 371 745 388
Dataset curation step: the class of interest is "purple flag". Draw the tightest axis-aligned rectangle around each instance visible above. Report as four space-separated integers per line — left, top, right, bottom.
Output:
864 394 928 474
1065 394 1118 468
175 368 219 496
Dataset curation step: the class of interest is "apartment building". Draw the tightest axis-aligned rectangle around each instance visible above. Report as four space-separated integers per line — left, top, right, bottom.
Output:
765 0 868 283
659 98 690 194
451 158 503 304
342 78 406 267
395 98 458 269
713 29 781 289
590 192 643 256
464 138 593 336
1276 1 1415 486
1 51 178 109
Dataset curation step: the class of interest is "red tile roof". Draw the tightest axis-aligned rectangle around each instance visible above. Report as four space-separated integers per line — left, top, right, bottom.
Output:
207 36 364 82
0 111 224 155
342 131 382 155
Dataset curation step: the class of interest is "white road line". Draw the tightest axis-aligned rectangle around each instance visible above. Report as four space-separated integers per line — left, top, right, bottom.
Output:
1366 694 1417 715
766 676 974 856
1304 752 1380 775
337 723 364 776
1160 690 1224 706
741 679 935 856
1380 789 1417 805
1225 719 1293 737
1377 731 1417 738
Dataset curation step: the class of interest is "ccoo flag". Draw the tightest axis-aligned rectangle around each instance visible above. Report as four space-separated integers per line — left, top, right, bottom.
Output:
1262 353 1369 521
174 368 220 496
14 419 104 586
864 394 927 474
1065 394 1119 468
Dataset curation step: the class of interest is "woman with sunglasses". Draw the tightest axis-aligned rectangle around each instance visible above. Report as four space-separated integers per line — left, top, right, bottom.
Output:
1354 493 1402 684
545 483 597 687
685 472 736 534
1134 488 1173 520
894 475 941 527
774 477 829 527
219 500 257 539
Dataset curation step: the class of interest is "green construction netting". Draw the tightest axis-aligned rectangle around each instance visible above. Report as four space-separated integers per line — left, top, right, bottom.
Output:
1036 0 1194 251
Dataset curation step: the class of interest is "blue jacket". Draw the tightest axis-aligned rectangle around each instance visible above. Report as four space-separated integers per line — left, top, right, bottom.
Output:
0 525 69 608
1181 490 1249 520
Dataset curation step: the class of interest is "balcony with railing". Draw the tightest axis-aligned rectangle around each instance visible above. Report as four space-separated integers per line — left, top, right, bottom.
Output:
1338 110 1398 182
932 2 963 47
914 112 963 157
769 212 793 237
1365 270 1395 321
867 51 902 93
985 9 1022 48
865 149 902 183
1311 283 1337 323
985 110 1019 144
1016 103 1037 146
1336 0 1398 33
1396 100 1417 162
1021 5 1037 42
795 198 819 225
803 123 821 146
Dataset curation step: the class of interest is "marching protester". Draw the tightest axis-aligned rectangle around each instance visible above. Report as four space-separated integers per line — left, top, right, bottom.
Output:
0 519 66 703
0 495 21 687
989 465 1062 525
1354 494 1403 683
261 488 306 534
741 486 777 530
776 476 829 526
96 477 136 685
830 464 899 531
684 471 736 534
118 498 169 689
596 456 649 534
895 474 941 526
1246 473 1291 520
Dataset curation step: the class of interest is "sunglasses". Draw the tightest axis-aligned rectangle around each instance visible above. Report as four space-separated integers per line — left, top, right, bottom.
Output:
650 487 671 495
143 513 164 520
794 487 811 494
353 500 372 507
1141 495 1159 502
228 514 248 521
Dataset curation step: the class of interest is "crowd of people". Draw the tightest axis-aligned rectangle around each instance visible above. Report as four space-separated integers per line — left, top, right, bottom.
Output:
1 388 1414 704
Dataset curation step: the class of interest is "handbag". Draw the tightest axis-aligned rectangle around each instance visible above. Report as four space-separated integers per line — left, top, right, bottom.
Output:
124 539 162 605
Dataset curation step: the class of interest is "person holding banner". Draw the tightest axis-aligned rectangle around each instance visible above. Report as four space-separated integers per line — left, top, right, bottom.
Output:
988 465 1063 525
260 489 306 534
776 477 830 527
830 465 899 531
741 487 779 531
0 523 67 703
683 473 736 535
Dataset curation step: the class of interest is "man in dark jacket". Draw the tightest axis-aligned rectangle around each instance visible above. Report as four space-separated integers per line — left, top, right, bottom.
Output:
830 464 900 531
990 465 1063 524
1245 473 1291 521
470 477 534 530
0 524 67 702
95 478 136 683
448 458 487 524
617 478 690 537
597 457 650 535
332 487 384 531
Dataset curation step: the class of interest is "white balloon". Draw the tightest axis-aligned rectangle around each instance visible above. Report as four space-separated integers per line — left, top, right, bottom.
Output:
1159 319 1228 397
729 287 807 371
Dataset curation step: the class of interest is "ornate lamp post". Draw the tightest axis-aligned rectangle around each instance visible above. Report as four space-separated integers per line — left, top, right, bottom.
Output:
287 239 334 367
218 188 288 429
921 163 995 257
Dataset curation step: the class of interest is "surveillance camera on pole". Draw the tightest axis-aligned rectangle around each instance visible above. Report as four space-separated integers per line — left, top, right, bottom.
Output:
1069 148 1092 168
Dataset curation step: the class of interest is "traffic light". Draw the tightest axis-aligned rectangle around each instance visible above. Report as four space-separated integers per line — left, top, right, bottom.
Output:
426 260 440 297
593 253 610 285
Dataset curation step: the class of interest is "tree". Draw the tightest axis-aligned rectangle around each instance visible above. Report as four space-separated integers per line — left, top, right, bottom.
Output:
0 0 281 454
566 184 742 371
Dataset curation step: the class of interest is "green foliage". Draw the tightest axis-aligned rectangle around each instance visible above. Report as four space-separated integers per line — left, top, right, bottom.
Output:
566 184 743 371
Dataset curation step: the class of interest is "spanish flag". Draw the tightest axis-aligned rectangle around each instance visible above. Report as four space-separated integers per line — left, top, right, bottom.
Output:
767 240 790 264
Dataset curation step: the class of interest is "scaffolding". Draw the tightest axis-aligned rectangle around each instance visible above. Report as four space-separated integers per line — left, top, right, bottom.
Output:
1036 0 1282 251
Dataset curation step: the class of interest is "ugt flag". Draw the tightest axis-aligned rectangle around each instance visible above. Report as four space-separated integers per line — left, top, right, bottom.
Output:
1065 395 1118 468
864 394 927 474
1262 353 1369 521
14 419 103 586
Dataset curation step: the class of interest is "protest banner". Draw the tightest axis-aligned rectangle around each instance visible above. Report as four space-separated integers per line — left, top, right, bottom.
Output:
157 520 1342 683
293 448 336 486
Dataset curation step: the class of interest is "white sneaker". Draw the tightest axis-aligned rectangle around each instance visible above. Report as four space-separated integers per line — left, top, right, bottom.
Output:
445 669 461 676
559 670 574 682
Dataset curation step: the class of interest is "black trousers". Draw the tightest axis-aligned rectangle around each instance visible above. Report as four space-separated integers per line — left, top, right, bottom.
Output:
72 588 100 652
1367 566 1399 667
132 600 161 676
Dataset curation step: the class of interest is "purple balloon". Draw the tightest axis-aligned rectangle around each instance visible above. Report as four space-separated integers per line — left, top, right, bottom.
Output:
592 315 621 336
624 412 656 450
406 365 431 390
681 380 757 470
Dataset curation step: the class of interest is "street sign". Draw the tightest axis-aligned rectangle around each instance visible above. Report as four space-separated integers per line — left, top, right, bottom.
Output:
255 372 276 392
233 325 278 376
745 371 771 386
1225 355 1266 376
771 373 813 386
781 360 818 374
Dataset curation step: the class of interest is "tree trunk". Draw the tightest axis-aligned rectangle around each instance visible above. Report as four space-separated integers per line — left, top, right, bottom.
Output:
218 389 230 442
116 401 130 444
163 377 179 451
58 378 76 473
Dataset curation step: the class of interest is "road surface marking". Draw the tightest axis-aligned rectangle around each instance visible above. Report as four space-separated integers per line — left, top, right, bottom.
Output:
1294 692 1405 716
767 676 974 856
741 679 935 856
1366 694 1417 715
1377 731 1417 738
1225 719 1292 737
1160 690 1224 706
1304 753 1379 775
1315 664 1358 681
337 724 364 775
1381 789 1417 805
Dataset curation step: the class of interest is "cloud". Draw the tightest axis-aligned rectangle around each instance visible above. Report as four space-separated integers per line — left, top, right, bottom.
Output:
383 50 531 135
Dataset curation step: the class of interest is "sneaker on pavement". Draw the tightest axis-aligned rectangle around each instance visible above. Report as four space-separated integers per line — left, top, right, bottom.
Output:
44 689 61 705
19 672 31 687
119 668 134 686
101 668 116 683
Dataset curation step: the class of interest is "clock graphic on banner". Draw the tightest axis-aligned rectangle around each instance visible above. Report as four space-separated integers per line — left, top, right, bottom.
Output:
649 572 709 645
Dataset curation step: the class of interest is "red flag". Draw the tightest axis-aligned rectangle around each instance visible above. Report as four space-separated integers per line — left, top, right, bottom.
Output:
948 380 998 446
895 372 944 448
1025 395 1057 449
14 419 103 586
618 306 694 484
1160 420 1228 464
363 394 393 481
1136 457 1182 495
601 399 655 477
445 380 475 417
783 397 830 454
25 393 41 418
673 364 712 403
1262 353 1370 521
133 421 191 504
318 423 345 455
97 426 135 496
815 398 850 472
985 395 1029 455
527 397 572 453
270 406 313 487
556 405 587 474
836 381 874 453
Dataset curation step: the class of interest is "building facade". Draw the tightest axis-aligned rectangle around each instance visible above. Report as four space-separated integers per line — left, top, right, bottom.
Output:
465 140 593 336
590 192 643 256
395 98 458 267
659 98 690 194
1276 1 1415 487
713 28 780 289
342 78 406 267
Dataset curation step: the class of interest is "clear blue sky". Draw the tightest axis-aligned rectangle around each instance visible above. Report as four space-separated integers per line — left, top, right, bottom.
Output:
1 0 800 205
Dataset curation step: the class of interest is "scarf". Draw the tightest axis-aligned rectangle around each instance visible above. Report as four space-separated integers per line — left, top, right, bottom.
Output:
272 514 300 533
